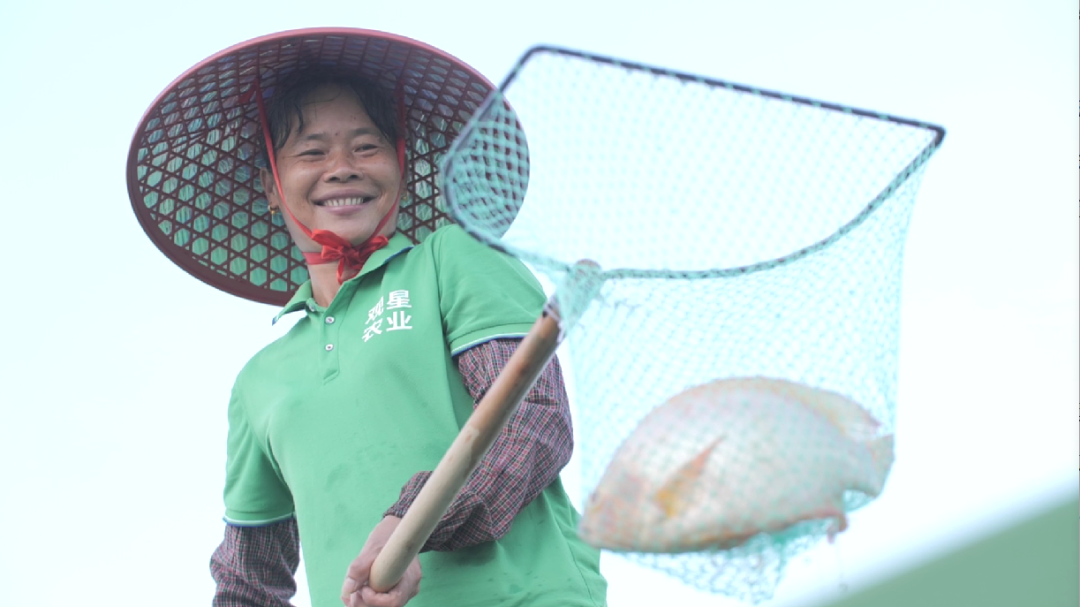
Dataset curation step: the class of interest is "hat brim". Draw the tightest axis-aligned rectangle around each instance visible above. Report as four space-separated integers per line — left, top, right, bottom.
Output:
127 28 524 306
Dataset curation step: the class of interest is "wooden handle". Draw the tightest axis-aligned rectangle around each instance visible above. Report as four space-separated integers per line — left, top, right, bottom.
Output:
368 302 564 592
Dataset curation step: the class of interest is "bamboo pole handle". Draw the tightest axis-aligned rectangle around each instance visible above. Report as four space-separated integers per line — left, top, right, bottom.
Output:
368 302 564 592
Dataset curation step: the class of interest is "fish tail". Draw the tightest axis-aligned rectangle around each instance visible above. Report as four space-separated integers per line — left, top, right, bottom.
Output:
866 434 895 495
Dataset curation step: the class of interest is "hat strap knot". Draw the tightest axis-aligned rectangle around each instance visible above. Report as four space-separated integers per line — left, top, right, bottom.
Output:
303 230 390 285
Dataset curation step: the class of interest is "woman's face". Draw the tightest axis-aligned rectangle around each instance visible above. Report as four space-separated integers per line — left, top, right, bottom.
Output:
262 83 402 249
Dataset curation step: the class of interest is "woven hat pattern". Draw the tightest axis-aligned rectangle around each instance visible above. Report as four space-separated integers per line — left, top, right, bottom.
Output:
128 30 498 305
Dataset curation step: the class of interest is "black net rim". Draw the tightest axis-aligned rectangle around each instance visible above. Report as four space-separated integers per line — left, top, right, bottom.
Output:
126 27 511 306
445 45 946 281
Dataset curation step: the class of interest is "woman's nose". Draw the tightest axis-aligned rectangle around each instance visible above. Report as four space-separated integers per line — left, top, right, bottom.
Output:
325 151 363 182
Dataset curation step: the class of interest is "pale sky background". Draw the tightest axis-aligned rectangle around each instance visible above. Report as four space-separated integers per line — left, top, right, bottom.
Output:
0 1 1076 606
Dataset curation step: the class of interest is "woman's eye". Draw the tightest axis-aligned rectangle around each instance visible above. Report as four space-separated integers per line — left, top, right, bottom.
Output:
299 149 324 157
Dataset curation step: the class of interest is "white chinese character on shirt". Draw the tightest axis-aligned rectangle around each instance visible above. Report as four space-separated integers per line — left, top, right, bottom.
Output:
363 319 384 341
386 290 411 310
367 297 385 324
386 311 413 331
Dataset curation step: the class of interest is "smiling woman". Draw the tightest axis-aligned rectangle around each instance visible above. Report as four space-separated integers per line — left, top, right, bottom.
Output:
125 27 605 607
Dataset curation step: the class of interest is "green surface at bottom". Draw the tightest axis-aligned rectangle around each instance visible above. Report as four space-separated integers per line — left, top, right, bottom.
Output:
819 496 1079 607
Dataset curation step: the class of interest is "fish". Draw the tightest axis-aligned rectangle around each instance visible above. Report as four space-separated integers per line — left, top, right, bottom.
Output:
577 376 894 553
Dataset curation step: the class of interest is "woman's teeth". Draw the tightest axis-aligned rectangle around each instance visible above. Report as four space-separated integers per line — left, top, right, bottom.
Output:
320 197 369 207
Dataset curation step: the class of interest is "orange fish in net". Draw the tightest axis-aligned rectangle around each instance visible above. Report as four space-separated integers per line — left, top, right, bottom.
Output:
578 377 894 553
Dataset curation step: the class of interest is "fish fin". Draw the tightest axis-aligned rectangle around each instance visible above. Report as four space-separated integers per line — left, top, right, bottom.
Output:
827 513 848 544
654 438 722 519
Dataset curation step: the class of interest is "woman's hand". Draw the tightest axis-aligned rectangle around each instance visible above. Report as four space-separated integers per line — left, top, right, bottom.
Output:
340 516 422 607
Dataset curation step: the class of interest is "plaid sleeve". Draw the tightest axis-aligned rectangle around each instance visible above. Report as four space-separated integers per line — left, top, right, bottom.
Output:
210 519 300 607
384 338 574 552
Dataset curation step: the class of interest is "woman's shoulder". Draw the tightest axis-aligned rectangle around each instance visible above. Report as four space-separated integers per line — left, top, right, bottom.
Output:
416 223 515 267
417 223 475 252
233 317 311 387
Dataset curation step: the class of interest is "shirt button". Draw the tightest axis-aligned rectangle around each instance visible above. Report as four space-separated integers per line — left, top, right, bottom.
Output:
325 344 334 351
325 316 335 324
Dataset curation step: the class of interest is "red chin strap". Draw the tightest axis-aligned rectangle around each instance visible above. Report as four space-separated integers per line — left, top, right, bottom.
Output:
253 82 408 285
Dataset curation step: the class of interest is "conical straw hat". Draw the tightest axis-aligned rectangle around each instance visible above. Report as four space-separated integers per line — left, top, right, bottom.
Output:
126 27 525 305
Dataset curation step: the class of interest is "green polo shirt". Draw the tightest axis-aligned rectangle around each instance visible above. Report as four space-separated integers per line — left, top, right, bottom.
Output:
223 225 606 607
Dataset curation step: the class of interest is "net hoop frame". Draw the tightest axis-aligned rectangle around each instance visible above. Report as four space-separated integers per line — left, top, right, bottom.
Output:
443 45 946 280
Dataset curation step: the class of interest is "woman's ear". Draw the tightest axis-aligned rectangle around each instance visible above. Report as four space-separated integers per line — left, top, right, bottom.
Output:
259 167 280 206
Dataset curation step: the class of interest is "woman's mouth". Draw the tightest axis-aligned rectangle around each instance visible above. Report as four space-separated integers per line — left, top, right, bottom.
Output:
316 196 373 207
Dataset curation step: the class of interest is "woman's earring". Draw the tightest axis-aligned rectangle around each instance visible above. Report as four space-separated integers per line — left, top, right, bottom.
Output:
269 206 279 216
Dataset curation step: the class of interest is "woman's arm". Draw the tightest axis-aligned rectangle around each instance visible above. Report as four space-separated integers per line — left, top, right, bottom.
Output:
210 519 300 606
383 338 574 551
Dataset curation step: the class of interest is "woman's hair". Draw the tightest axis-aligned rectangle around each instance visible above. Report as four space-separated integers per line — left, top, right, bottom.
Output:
258 70 401 167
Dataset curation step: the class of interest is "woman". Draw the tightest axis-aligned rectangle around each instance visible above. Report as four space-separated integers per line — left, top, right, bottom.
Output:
127 28 606 607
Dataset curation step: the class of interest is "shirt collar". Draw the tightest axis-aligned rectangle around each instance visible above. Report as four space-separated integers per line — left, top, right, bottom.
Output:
273 232 415 324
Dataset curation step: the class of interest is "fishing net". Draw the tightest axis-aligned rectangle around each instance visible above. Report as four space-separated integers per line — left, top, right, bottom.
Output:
441 47 944 603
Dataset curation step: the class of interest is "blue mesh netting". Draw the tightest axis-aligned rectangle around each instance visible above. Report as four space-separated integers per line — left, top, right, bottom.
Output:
442 47 943 603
